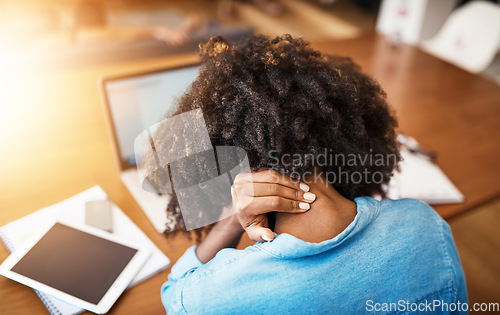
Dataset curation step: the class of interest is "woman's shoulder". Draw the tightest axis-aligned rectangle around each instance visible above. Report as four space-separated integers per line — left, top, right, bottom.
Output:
357 197 455 264
379 198 442 222
354 197 446 237
367 198 458 271
381 197 435 211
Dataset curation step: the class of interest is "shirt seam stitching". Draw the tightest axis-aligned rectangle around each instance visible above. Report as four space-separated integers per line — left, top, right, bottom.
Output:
376 199 381 219
254 244 283 259
436 213 456 301
179 287 188 314
187 248 257 284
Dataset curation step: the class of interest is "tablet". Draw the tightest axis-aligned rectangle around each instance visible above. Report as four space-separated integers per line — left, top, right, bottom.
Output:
0 221 151 314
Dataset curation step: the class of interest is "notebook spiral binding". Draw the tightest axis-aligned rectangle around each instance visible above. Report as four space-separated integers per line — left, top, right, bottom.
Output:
0 229 62 314
34 290 62 315
0 230 14 253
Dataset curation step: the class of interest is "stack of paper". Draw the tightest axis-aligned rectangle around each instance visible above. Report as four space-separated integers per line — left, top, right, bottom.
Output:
387 148 465 204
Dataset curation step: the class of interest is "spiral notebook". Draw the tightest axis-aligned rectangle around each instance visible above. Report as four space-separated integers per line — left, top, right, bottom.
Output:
0 186 170 315
387 148 464 204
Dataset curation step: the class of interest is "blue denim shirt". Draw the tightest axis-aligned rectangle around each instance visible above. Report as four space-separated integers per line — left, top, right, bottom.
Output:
161 197 467 314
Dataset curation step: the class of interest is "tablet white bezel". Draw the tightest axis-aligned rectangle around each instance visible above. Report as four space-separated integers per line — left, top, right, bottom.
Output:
0 220 151 314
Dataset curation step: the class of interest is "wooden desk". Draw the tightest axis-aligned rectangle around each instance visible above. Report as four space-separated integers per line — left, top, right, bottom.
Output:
1 34 499 314
313 34 500 219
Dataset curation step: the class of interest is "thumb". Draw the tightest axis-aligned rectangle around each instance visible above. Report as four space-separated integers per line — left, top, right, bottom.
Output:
246 225 275 243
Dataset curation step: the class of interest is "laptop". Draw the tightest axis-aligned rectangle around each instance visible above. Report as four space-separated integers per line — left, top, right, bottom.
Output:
99 60 200 233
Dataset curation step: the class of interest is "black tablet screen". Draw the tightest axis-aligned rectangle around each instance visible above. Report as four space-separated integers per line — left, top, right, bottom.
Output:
11 223 138 304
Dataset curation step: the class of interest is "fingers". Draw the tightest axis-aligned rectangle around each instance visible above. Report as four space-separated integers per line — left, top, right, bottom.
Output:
232 169 316 243
237 196 310 218
238 212 274 242
232 169 315 208
235 182 316 204
247 225 275 243
234 169 309 192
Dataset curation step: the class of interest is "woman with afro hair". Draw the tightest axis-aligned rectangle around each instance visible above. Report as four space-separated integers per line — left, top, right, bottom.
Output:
156 35 467 313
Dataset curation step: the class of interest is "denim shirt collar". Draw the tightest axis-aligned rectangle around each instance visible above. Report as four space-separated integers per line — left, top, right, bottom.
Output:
255 197 380 259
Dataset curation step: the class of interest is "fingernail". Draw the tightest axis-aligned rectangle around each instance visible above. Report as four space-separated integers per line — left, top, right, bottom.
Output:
262 234 273 242
300 183 310 192
299 202 310 210
303 192 316 201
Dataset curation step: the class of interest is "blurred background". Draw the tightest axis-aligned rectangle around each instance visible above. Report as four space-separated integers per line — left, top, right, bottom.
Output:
0 0 377 69
1 0 499 79
0 0 499 312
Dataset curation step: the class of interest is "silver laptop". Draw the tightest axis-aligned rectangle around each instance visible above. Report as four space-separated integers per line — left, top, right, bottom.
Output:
99 61 200 233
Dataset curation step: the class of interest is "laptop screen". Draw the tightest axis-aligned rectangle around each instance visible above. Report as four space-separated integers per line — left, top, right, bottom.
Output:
102 64 200 170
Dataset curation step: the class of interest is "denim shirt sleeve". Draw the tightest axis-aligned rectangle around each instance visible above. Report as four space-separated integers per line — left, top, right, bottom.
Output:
159 198 468 314
161 245 203 313
440 218 468 309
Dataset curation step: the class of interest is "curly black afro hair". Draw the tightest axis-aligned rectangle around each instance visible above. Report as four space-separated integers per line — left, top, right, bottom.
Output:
151 34 400 239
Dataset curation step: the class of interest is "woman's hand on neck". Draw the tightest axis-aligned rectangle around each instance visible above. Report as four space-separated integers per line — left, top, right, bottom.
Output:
274 174 357 243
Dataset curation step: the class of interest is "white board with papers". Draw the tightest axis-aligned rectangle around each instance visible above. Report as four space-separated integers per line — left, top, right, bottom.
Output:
387 148 465 204
0 186 170 315
0 220 151 314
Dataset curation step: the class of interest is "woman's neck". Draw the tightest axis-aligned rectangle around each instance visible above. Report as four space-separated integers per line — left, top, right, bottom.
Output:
274 175 357 243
